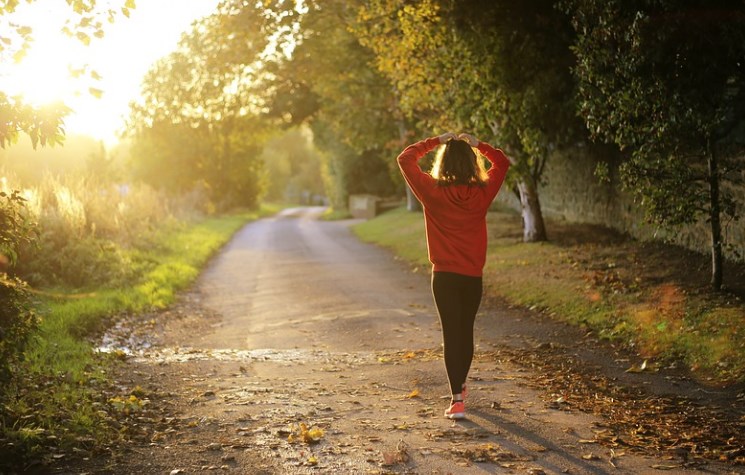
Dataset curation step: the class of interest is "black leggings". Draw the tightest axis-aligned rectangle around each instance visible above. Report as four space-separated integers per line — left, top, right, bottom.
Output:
431 271 483 396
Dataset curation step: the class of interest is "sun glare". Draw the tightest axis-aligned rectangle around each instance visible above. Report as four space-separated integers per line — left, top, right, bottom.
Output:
7 43 83 108
0 3 84 104
1 0 222 145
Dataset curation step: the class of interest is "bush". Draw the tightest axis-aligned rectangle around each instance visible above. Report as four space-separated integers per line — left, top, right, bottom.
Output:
19 233 133 289
0 275 38 387
0 187 40 387
3 172 206 289
0 189 38 267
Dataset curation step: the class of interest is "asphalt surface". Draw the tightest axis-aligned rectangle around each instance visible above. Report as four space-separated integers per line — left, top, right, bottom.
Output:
67 206 738 474
193 206 440 352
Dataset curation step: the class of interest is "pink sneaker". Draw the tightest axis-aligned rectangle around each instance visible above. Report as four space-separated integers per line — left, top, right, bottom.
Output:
444 400 465 420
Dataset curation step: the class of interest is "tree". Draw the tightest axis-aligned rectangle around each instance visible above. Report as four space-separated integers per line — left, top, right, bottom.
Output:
565 0 745 289
264 0 403 210
125 5 272 209
260 127 325 203
355 0 584 242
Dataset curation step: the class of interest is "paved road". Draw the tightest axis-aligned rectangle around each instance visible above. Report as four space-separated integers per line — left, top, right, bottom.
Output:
193 206 440 352
76 207 732 474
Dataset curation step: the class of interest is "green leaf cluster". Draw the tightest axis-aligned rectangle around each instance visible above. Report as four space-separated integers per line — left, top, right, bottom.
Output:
0 189 38 267
564 0 745 287
0 275 38 387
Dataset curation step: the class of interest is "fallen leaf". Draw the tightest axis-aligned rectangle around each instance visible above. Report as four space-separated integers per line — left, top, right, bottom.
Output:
304 427 324 443
609 448 621 468
625 359 650 373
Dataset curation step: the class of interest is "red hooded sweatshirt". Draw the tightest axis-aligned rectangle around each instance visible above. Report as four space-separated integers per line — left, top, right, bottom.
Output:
397 137 511 277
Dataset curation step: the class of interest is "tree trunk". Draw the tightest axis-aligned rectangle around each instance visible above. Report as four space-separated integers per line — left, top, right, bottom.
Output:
707 141 723 290
405 186 422 212
517 176 547 242
396 118 421 212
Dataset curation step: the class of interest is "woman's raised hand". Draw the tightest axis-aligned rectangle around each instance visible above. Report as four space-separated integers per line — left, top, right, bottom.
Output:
438 132 458 144
457 133 479 147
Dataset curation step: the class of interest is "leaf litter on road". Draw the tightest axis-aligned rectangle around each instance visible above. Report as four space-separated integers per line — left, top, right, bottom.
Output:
478 346 745 467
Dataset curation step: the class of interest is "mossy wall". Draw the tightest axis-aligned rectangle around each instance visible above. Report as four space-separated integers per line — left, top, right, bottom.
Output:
496 146 745 264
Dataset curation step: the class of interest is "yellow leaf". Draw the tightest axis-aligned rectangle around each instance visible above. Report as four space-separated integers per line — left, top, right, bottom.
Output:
303 427 324 443
407 389 420 399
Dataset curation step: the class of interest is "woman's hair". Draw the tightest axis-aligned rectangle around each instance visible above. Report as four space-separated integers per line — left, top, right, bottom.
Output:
430 139 489 186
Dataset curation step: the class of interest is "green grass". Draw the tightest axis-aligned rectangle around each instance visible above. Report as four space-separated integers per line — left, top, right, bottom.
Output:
353 206 745 385
2 204 280 462
351 207 429 265
321 207 353 221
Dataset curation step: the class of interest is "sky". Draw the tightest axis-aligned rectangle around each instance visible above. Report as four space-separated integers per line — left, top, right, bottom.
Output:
0 0 221 146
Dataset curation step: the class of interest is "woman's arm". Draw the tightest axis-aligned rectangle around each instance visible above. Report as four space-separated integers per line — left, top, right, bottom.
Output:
458 133 511 195
397 133 456 200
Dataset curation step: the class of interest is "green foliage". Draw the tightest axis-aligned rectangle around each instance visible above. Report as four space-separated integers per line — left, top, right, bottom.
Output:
564 0 745 287
21 234 132 289
125 5 272 211
264 0 402 208
0 189 38 267
1 209 270 468
0 275 38 386
354 0 584 241
260 127 325 203
566 0 745 151
0 94 69 150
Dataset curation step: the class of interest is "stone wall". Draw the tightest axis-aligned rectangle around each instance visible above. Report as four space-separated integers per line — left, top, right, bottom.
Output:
496 146 745 263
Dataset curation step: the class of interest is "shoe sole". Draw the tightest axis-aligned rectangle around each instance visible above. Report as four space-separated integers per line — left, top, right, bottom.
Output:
445 412 465 420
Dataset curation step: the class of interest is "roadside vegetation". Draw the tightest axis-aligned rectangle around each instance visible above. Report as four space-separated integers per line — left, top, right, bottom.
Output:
353 206 745 385
0 169 278 468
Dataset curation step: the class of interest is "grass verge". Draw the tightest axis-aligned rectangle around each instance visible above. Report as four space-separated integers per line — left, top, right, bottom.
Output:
1 205 279 468
321 207 352 221
352 206 745 385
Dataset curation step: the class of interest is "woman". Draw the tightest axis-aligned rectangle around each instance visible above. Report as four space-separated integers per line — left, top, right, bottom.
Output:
397 132 511 419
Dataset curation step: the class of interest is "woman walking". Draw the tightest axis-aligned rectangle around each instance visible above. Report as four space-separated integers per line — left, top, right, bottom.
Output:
397 132 511 419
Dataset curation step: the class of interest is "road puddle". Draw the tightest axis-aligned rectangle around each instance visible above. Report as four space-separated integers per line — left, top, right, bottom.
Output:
100 343 377 366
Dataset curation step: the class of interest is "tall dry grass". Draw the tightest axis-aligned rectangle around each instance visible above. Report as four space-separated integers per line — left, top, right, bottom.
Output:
1 169 210 289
